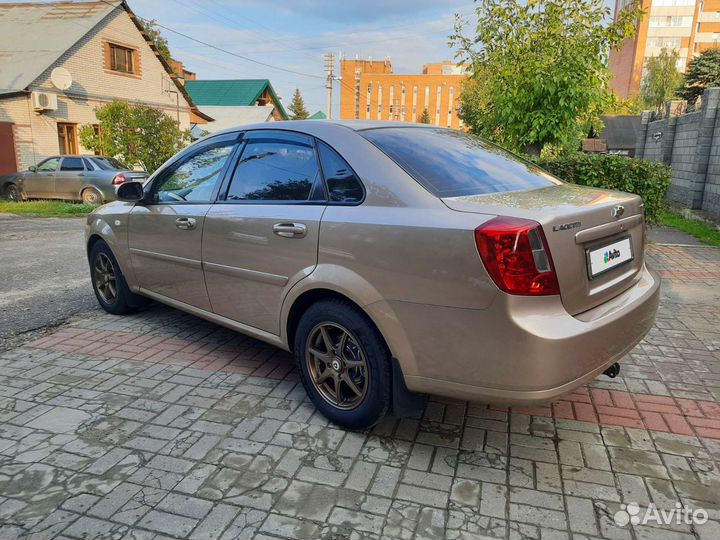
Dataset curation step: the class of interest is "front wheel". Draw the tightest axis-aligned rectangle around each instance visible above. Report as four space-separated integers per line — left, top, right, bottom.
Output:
294 299 391 430
89 240 149 315
5 183 19 202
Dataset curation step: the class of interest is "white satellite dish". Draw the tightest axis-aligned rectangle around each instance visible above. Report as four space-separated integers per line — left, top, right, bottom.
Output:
50 67 72 91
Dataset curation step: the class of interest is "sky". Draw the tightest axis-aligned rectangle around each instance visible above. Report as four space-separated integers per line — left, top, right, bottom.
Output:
127 0 474 117
126 0 618 118
4 0 617 117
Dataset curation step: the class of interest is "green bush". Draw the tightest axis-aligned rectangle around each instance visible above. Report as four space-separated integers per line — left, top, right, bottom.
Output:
529 153 671 223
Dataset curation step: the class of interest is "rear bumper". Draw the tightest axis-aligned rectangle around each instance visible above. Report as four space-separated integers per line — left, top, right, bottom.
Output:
383 265 660 405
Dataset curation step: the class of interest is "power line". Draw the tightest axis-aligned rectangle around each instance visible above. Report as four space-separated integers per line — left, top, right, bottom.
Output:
47 0 326 80
141 20 325 80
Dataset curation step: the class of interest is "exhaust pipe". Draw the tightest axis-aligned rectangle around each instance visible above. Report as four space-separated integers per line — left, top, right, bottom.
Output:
603 362 620 379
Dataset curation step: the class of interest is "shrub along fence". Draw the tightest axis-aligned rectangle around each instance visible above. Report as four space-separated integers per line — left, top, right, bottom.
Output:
529 153 671 223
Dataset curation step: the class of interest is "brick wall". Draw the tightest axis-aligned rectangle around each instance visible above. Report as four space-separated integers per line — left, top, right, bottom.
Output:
0 7 194 171
636 88 720 215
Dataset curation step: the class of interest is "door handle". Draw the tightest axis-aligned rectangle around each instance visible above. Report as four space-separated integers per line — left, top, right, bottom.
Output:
273 222 307 238
175 217 197 230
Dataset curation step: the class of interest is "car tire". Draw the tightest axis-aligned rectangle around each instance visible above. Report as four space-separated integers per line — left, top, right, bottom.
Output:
5 183 19 202
82 188 102 205
90 240 149 315
294 299 391 430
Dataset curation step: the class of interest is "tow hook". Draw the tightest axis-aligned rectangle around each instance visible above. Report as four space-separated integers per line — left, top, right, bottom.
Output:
603 362 620 378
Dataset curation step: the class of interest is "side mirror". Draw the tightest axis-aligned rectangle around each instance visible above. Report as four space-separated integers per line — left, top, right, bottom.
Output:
29 166 37 172
116 181 145 202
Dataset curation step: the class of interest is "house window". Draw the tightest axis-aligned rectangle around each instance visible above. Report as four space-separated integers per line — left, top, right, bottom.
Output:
109 43 135 74
57 123 78 154
377 84 382 118
389 85 394 119
412 85 418 121
436 86 442 125
366 82 372 120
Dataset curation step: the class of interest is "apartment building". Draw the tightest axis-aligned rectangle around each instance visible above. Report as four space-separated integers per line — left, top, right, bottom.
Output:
610 0 720 98
339 58 469 129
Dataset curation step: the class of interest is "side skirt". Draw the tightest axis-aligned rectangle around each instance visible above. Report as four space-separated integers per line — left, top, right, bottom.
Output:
137 288 288 351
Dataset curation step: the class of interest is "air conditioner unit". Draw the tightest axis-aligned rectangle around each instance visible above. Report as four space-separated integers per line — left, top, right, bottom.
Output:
31 91 58 112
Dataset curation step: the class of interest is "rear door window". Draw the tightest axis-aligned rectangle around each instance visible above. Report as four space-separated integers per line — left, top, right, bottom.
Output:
360 127 561 197
60 157 85 171
225 131 325 202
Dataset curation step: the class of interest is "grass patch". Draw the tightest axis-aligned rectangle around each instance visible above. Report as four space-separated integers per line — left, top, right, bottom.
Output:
0 200 98 217
660 209 720 247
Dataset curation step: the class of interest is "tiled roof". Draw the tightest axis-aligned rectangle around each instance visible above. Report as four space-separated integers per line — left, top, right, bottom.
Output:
0 1 119 95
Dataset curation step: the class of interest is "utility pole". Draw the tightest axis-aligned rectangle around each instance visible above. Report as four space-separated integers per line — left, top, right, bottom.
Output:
324 53 334 119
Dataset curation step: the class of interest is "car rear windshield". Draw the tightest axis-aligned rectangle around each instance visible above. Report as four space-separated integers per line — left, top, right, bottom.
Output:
360 127 561 198
91 157 128 170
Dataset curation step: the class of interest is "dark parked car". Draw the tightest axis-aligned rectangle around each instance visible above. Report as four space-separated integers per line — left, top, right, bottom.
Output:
0 155 148 204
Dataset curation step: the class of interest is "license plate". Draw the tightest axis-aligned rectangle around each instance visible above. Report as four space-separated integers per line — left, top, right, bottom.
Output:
587 237 633 278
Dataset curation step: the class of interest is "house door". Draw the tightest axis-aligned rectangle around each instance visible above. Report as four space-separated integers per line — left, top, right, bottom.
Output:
0 122 18 175
57 123 78 154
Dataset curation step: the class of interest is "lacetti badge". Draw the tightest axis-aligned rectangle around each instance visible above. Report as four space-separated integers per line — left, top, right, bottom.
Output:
553 221 581 232
604 248 621 264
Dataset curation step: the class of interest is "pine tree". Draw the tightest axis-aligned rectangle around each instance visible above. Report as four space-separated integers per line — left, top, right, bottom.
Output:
288 88 309 120
418 108 431 124
678 48 720 106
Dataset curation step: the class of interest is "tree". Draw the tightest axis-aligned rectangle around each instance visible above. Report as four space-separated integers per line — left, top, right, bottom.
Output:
451 0 642 154
604 94 643 115
678 48 720 106
641 48 683 112
79 101 191 173
141 19 172 65
288 88 309 120
418 108 431 124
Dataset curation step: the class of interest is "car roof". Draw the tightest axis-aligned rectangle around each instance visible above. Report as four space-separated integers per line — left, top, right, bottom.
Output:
201 119 437 142
44 155 102 159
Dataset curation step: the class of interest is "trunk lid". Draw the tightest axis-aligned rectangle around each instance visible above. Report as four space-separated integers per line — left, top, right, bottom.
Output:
443 183 645 315
124 171 149 181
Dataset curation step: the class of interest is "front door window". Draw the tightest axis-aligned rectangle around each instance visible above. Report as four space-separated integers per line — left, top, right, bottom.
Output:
36 157 60 172
150 141 236 203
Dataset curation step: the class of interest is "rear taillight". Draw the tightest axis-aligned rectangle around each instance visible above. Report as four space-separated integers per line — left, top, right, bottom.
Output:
474 217 560 296
112 173 126 185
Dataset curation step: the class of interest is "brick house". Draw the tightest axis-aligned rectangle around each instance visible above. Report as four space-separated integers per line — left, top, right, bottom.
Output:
0 0 210 175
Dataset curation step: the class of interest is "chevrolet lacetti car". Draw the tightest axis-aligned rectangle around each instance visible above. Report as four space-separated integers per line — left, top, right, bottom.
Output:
85 121 660 429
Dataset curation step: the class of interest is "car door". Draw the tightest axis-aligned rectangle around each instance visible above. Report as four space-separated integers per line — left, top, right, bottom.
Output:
128 134 240 311
23 157 59 198
55 156 86 200
203 130 327 335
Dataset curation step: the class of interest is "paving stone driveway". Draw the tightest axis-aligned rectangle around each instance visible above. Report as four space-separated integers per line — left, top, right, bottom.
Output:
1 244 719 540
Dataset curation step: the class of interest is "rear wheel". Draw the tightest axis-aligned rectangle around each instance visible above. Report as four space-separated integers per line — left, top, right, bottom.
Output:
294 299 391 430
82 188 102 205
90 240 149 315
5 183 19 202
